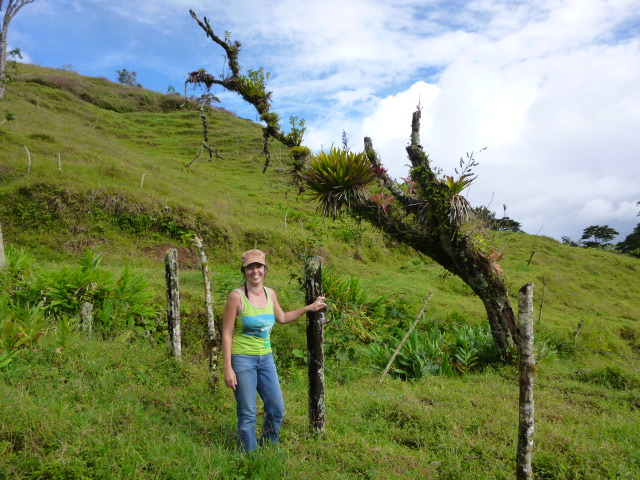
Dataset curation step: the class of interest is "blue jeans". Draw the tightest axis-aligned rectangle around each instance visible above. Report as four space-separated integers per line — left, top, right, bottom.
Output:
231 353 285 452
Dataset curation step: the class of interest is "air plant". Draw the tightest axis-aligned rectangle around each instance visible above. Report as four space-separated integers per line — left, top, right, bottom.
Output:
443 149 484 225
300 147 377 219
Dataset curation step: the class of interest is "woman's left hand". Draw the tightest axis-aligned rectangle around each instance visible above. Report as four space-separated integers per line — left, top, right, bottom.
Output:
309 296 327 312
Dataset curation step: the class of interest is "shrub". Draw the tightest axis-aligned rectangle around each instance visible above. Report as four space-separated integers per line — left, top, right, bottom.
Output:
36 249 159 335
367 322 496 379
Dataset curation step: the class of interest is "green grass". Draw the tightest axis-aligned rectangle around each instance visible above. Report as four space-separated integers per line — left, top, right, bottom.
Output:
2 336 638 479
1 64 640 479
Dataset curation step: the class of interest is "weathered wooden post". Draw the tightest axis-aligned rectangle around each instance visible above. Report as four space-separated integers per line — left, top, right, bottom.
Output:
165 248 182 360
305 256 325 433
24 146 32 175
193 235 218 385
81 302 93 338
517 283 535 480
0 222 6 269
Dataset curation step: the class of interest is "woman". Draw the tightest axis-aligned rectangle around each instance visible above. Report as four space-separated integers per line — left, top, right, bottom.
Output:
222 249 326 452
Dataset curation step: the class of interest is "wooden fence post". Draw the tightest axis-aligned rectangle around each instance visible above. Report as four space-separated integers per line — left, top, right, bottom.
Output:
305 256 325 433
24 146 32 175
81 302 93 338
193 235 218 385
517 283 535 480
165 248 182 360
0 222 6 269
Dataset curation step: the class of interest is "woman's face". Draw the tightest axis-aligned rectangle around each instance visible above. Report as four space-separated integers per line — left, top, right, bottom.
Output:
244 263 267 283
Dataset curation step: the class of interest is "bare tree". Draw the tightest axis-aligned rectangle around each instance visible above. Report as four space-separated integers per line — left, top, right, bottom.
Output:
188 11 518 355
0 0 37 99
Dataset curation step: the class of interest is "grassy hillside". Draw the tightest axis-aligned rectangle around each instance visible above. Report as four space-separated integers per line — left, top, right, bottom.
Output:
1 64 639 479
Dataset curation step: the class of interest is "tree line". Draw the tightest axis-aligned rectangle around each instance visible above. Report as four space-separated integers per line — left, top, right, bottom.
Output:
562 223 640 257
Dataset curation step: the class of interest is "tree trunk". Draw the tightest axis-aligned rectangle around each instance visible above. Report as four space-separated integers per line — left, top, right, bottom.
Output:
354 201 518 353
447 238 518 352
0 27 7 99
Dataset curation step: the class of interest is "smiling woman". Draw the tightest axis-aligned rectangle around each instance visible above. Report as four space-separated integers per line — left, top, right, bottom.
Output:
221 248 326 452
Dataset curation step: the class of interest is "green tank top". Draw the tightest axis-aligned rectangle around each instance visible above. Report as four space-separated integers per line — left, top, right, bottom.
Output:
231 287 276 355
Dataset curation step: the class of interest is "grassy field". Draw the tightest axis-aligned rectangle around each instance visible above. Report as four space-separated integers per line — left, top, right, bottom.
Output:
1 64 639 479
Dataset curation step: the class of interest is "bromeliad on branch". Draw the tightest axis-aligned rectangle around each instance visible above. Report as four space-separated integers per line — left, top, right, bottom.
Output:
299 147 377 220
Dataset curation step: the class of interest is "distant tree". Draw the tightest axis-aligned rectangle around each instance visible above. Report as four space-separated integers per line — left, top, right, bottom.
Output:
580 225 619 248
0 109 15 124
116 68 141 87
473 206 497 225
561 236 579 247
0 0 36 99
616 223 640 257
494 217 522 232
472 206 522 232
59 64 76 72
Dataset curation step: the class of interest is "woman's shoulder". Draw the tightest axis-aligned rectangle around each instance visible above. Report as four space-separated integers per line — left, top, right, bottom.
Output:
228 289 244 302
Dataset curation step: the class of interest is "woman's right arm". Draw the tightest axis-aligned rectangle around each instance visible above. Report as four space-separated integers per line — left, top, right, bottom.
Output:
222 290 241 390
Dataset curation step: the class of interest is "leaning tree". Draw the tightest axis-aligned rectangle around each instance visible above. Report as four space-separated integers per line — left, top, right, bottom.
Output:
188 10 518 355
0 0 37 99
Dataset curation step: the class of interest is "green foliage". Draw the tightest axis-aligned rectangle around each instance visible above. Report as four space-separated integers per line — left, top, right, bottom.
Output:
116 68 142 88
581 225 619 248
0 297 47 369
443 173 475 195
473 206 522 232
300 146 377 219
36 249 158 335
286 116 306 146
0 110 16 124
238 67 272 104
617 223 640 256
367 323 496 379
0 247 159 347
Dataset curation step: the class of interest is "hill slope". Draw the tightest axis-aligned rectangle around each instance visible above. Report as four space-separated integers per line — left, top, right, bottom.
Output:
1 64 639 479
1 64 638 340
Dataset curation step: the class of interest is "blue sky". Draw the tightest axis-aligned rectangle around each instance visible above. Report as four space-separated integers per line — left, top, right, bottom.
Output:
7 0 640 242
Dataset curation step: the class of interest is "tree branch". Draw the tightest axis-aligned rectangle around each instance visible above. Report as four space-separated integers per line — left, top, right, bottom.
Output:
363 136 425 215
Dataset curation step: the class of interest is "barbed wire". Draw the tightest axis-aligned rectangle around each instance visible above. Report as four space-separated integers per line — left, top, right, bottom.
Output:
495 373 638 404
209 272 640 366
276 291 640 363
306 355 521 429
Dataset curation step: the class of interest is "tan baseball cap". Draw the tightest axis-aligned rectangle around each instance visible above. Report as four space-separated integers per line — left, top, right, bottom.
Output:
241 249 266 267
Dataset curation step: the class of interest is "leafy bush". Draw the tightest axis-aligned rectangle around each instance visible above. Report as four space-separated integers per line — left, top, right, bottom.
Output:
36 249 158 335
367 322 496 379
0 247 159 345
